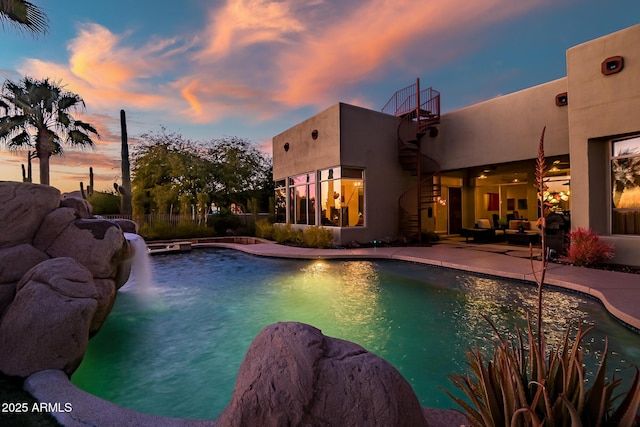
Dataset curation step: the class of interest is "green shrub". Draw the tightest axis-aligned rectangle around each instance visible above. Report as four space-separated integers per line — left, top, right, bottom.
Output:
207 210 242 236
87 192 120 215
272 223 303 244
255 219 274 240
566 228 614 266
138 220 215 240
175 220 216 239
138 220 173 241
303 225 334 248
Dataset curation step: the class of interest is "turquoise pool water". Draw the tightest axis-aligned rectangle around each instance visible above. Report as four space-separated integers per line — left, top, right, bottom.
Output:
72 249 640 420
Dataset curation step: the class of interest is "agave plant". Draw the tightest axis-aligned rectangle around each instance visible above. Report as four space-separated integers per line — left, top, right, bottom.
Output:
445 317 640 426
445 127 640 426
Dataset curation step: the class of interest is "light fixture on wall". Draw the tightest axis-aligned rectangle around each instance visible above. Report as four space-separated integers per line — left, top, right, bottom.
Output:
284 142 290 152
311 129 318 140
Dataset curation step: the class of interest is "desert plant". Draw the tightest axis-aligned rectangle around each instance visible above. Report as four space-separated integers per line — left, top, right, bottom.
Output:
272 223 303 245
446 127 640 426
174 220 215 239
87 191 120 215
566 227 614 267
120 109 132 214
0 76 99 185
138 220 173 241
446 318 640 426
302 225 334 248
255 218 274 240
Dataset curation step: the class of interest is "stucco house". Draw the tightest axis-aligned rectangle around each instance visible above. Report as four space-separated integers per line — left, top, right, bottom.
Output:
272 24 640 267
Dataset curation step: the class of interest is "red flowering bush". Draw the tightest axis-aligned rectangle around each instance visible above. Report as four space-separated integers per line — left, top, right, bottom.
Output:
566 228 614 266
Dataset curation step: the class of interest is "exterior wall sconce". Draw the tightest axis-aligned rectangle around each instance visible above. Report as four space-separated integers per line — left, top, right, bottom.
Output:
601 56 624 75
284 142 290 152
311 129 318 140
555 92 568 106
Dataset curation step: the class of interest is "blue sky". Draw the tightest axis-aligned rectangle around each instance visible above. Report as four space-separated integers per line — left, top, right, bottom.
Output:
1 0 639 192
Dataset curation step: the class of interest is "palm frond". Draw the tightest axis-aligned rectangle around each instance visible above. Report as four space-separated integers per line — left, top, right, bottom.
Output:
7 130 32 149
0 0 48 36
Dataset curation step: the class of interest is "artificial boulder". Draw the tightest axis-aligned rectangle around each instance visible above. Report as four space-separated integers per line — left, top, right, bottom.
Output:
217 322 428 427
0 182 60 248
90 278 117 336
0 243 49 314
32 207 79 252
111 218 138 234
37 217 127 279
59 196 93 218
0 258 98 377
0 243 48 283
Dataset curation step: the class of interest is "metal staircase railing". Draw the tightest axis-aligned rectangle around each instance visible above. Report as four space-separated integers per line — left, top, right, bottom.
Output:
383 79 441 241
396 115 442 238
382 84 440 133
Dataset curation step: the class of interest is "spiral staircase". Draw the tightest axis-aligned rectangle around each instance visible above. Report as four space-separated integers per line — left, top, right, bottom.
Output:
382 79 441 241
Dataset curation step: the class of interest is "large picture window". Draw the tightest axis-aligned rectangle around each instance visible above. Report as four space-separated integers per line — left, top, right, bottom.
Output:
611 135 640 235
274 180 286 223
319 167 364 227
289 173 316 225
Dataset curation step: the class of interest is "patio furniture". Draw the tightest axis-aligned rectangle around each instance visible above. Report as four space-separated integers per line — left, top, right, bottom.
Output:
504 220 540 245
461 218 505 243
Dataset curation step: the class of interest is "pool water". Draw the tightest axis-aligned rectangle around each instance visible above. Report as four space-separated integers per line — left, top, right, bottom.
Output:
72 249 640 420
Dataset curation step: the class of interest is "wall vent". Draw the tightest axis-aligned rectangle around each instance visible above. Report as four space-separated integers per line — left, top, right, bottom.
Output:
601 56 624 75
555 92 568 106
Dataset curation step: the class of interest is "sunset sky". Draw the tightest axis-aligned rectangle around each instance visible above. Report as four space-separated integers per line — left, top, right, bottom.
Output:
1 0 639 193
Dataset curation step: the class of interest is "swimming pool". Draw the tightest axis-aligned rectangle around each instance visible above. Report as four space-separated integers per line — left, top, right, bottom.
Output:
72 248 640 420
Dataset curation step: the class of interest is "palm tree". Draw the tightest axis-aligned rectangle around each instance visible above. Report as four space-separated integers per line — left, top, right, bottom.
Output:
0 0 48 36
0 76 99 186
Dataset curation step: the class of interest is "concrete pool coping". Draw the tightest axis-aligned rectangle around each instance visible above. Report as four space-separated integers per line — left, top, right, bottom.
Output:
25 240 639 426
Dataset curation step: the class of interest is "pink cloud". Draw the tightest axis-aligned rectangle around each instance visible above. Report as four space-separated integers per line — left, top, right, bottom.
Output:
274 0 552 106
180 0 555 120
19 23 188 113
200 0 305 58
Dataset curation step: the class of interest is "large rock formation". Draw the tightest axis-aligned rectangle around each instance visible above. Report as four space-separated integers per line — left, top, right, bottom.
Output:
0 181 132 377
0 258 98 376
217 322 429 427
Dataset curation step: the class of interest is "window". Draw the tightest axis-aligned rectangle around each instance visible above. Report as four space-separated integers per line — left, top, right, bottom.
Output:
274 180 286 223
611 135 640 235
319 167 364 227
289 173 316 225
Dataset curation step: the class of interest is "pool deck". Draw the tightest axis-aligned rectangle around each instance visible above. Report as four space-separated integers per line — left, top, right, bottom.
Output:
195 240 640 331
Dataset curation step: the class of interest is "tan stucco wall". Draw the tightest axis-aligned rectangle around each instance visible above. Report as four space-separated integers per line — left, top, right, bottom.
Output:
339 104 410 243
431 78 569 171
567 24 640 266
272 103 410 244
273 104 341 180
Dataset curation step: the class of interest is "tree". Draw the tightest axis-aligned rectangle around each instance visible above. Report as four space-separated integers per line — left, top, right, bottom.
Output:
0 76 99 186
131 129 214 216
204 136 273 210
0 0 48 36
131 131 273 217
